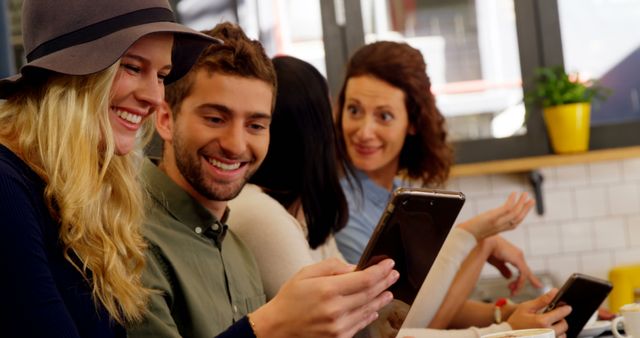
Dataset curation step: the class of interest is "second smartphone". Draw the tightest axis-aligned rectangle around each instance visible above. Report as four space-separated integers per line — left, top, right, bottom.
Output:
543 273 613 338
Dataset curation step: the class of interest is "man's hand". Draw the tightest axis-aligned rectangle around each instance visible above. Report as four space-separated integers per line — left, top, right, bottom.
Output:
250 258 399 338
507 289 572 338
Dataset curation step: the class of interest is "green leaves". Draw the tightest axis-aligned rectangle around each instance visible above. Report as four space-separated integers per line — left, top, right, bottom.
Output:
525 66 610 108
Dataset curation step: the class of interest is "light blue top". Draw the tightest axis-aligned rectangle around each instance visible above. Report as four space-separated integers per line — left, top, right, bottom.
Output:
335 170 402 264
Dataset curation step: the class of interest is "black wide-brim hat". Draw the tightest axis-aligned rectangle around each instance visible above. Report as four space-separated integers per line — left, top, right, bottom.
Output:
0 0 220 99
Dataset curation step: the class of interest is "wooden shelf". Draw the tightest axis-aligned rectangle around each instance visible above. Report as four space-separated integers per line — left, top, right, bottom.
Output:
451 146 640 177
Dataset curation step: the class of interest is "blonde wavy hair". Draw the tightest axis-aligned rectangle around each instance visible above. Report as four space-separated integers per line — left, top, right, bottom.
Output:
0 63 152 324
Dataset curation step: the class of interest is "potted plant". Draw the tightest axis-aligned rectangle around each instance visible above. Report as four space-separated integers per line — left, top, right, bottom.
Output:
525 66 610 154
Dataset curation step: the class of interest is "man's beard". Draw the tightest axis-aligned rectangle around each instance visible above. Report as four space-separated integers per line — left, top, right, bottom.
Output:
173 137 252 202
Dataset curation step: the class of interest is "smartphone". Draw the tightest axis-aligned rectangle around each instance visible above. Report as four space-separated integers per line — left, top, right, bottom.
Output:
356 187 465 305
543 273 613 338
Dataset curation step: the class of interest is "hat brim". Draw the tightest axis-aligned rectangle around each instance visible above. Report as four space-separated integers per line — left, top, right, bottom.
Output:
0 21 218 98
0 72 26 99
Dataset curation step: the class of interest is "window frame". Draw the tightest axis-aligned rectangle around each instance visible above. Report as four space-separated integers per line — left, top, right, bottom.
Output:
321 0 640 164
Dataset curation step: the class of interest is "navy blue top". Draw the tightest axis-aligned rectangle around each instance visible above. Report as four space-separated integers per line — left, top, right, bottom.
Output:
0 145 125 338
215 316 256 338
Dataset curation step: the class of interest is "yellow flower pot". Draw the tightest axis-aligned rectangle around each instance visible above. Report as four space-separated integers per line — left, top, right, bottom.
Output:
543 102 591 154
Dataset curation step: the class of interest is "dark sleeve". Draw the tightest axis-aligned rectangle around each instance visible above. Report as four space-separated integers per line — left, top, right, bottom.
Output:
214 316 257 338
0 168 81 338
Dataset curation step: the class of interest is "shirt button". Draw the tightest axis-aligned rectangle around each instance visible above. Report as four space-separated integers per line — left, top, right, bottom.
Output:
233 305 238 313
211 223 220 231
195 227 202 234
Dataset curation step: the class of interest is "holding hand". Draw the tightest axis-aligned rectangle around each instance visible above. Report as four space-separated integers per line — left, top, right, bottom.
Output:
250 258 400 338
507 289 572 338
458 192 534 241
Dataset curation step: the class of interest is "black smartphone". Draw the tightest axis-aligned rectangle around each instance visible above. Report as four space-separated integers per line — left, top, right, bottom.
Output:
355 187 465 305
543 273 613 338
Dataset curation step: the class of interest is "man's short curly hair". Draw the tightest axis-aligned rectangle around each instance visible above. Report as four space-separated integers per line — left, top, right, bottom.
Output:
165 22 277 117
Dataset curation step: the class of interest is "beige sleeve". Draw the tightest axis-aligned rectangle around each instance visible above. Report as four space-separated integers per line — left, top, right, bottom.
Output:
401 227 478 329
227 185 319 299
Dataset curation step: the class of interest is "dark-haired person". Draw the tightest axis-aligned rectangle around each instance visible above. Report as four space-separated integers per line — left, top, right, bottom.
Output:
0 0 216 337
227 55 351 298
127 24 398 338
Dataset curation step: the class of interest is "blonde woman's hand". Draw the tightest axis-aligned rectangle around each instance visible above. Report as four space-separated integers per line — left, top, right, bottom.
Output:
457 192 534 241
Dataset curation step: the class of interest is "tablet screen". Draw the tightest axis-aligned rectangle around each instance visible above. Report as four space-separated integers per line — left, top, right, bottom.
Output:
357 188 465 305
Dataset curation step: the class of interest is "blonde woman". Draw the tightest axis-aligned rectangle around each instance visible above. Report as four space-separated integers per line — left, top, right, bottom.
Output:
0 0 215 337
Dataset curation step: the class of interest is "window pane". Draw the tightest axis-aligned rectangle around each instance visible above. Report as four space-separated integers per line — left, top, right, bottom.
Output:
361 0 525 141
558 0 640 126
7 0 23 70
271 0 326 75
177 0 326 76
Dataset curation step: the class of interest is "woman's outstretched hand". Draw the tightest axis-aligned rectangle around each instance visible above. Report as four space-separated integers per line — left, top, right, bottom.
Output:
457 192 534 241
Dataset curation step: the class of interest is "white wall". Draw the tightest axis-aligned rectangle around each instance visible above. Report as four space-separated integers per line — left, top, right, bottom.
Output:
447 157 640 284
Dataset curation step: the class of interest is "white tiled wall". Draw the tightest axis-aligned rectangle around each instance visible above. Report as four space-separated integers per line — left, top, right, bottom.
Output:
447 157 640 287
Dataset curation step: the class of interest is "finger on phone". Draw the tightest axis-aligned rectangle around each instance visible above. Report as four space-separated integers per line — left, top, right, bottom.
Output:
552 318 569 337
546 305 572 324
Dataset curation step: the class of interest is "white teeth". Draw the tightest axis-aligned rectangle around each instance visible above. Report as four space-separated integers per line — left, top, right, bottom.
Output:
115 110 142 124
208 158 241 171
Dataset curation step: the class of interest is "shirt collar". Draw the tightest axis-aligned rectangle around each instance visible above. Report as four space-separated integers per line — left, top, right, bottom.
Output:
142 158 228 244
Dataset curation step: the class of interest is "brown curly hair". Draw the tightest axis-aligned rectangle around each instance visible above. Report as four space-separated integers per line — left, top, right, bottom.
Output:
335 41 453 187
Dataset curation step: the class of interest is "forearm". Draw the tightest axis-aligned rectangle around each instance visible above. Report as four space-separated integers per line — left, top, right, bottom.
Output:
448 300 495 329
430 237 496 329
449 300 517 329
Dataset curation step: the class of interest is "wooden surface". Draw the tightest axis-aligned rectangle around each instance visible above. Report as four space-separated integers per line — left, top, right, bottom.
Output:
451 146 640 177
